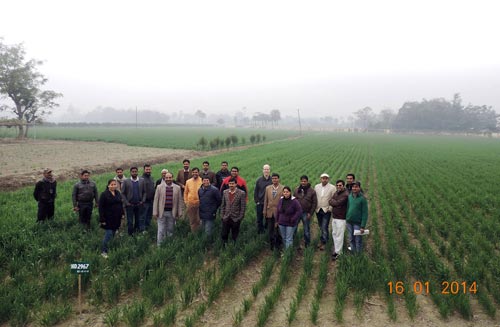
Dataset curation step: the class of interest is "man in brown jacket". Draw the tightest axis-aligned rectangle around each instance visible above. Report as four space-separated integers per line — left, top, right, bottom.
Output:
221 178 246 245
263 173 284 250
329 179 349 260
293 175 317 248
176 159 192 193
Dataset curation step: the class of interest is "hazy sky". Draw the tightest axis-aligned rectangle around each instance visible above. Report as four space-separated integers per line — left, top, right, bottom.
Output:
1 0 499 119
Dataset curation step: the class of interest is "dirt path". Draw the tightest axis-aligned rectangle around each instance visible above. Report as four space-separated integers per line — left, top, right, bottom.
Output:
0 139 201 191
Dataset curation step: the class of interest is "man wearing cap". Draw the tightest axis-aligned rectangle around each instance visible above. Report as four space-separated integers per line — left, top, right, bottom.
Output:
314 173 336 250
34 168 57 221
346 181 369 253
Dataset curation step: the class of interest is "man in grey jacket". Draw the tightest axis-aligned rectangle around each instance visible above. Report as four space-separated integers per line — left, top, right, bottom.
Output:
121 167 146 235
72 170 98 229
153 172 183 245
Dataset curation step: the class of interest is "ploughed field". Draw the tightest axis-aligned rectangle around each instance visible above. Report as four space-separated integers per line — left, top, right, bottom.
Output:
0 133 499 327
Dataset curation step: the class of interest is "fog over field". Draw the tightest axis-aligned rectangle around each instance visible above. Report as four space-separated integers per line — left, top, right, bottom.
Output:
1 0 499 121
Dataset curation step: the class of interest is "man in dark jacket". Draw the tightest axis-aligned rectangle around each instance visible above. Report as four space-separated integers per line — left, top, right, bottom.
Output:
329 179 349 260
34 168 57 221
215 161 230 189
72 170 98 228
254 164 272 234
293 175 317 247
141 164 156 229
198 176 222 237
121 167 146 235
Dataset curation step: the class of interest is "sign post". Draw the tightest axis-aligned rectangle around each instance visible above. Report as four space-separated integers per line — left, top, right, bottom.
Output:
70 262 90 314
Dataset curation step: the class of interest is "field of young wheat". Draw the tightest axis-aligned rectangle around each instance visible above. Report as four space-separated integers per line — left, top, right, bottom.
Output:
0 133 498 326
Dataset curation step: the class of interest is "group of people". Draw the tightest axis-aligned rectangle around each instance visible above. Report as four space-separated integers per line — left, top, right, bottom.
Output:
253 166 368 259
33 160 369 259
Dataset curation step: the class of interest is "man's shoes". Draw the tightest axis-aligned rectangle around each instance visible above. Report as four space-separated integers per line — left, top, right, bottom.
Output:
319 244 325 251
331 253 339 261
101 252 108 259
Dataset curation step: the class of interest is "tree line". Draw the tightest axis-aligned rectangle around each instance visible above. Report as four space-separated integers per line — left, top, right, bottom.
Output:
354 94 499 132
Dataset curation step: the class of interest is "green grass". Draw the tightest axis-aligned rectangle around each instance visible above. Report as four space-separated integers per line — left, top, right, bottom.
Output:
0 132 499 325
1 125 299 149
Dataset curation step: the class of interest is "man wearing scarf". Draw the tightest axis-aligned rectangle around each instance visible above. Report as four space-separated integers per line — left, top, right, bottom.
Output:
293 175 317 248
34 168 57 221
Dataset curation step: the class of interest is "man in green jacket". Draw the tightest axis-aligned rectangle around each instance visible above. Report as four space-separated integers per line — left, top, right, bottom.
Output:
346 181 368 253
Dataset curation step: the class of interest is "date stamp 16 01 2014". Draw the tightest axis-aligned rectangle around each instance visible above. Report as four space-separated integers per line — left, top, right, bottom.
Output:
387 281 477 295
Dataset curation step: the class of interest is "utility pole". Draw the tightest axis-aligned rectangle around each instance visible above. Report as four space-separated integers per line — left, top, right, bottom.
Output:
297 108 302 136
135 106 138 128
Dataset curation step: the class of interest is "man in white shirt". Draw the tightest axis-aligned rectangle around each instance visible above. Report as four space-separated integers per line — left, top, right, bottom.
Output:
314 173 336 250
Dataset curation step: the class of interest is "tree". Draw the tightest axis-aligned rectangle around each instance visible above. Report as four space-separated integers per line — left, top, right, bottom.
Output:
270 109 281 127
250 134 256 144
230 135 238 146
354 107 375 129
0 39 62 138
225 136 231 148
194 109 206 124
197 136 207 149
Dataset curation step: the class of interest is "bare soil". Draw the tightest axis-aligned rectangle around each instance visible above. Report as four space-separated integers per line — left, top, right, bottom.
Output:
0 139 200 191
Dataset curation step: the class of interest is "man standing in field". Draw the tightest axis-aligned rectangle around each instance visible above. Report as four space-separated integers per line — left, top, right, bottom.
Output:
346 181 368 253
220 166 248 195
72 170 99 229
156 169 168 187
153 172 183 245
314 173 336 251
254 164 272 234
121 167 146 235
346 173 363 194
113 167 126 192
33 168 57 222
215 161 230 189
329 179 349 260
198 176 222 237
263 173 284 250
201 161 217 185
345 173 355 193
293 175 317 248
221 178 246 245
184 167 202 232
176 159 192 193
141 164 156 229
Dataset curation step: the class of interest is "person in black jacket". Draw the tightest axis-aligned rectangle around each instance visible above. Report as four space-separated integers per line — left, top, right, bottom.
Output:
99 179 124 258
33 168 57 221
198 176 222 237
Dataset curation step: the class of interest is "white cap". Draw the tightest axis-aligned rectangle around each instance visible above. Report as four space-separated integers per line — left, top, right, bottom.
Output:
161 169 169 173
320 173 329 178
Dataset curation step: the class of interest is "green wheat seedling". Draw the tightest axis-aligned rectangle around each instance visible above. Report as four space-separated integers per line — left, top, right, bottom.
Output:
161 303 177 326
122 300 147 327
103 306 121 327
